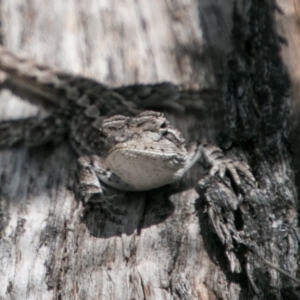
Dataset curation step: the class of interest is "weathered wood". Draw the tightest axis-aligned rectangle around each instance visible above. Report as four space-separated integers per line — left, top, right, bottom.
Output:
198 3 300 299
0 0 299 299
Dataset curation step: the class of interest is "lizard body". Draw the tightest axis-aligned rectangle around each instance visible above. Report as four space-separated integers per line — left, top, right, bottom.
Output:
0 46 255 218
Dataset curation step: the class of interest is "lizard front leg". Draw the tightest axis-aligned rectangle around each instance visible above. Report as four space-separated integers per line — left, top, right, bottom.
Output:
173 141 255 186
77 155 130 222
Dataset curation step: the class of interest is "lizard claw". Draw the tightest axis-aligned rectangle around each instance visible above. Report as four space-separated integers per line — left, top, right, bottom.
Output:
209 158 255 186
201 142 256 186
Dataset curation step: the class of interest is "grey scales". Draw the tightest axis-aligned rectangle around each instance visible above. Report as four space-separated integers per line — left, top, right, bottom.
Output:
0 46 255 219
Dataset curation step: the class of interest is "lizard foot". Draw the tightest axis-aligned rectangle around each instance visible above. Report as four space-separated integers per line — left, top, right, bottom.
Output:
210 157 256 186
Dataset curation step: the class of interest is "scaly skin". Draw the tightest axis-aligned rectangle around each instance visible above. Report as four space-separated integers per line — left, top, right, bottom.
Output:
0 46 255 220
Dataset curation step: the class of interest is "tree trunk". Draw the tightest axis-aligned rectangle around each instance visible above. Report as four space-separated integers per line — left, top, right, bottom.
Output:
0 0 299 299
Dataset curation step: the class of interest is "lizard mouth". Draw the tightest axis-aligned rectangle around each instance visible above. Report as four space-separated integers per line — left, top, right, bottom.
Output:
109 142 184 157
107 143 187 169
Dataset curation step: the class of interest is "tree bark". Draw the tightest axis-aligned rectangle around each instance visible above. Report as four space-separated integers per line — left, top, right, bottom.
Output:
0 0 299 300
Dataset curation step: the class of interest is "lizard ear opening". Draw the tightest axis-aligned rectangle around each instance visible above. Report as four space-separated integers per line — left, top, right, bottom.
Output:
160 121 168 128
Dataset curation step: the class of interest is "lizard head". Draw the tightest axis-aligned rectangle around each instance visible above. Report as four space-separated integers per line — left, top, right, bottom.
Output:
100 111 188 190
101 111 186 152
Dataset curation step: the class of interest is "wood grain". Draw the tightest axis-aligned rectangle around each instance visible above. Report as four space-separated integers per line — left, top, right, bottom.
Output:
0 0 299 299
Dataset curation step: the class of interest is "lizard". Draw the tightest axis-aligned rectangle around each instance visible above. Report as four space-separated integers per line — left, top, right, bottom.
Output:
0 46 255 220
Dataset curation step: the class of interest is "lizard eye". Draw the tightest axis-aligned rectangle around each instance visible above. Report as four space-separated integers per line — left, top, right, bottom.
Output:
160 126 185 146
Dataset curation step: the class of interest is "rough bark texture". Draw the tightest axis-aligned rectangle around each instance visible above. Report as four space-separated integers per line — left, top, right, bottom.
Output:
0 0 299 300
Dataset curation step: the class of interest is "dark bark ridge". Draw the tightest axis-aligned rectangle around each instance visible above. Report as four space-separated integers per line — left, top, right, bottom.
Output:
197 0 300 299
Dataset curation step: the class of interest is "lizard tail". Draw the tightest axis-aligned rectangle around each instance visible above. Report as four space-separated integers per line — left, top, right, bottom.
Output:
0 45 108 110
